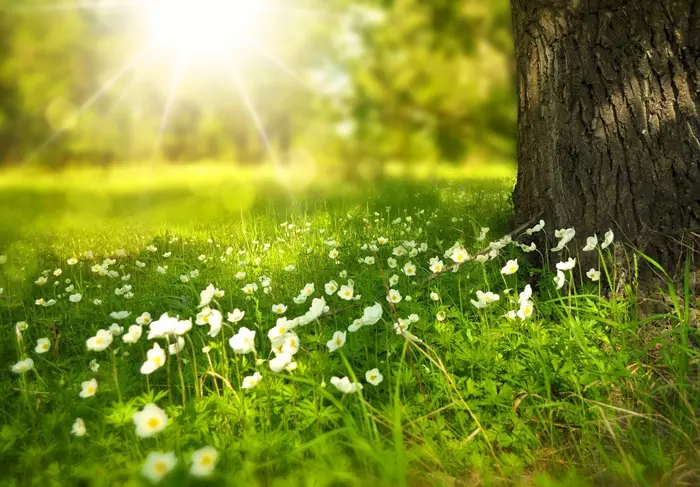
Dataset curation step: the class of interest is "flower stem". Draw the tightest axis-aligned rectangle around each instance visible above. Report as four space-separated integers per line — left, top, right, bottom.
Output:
111 352 123 403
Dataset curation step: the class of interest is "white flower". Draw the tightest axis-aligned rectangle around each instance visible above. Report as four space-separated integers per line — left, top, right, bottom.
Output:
35 276 47 285
428 258 444 274
109 323 124 335
520 242 536 252
470 291 500 309
168 337 186 355
285 264 296 272
11 358 34 374
133 403 168 438
199 284 217 308
229 327 256 354
156 265 168 274
269 352 293 372
338 285 354 301
87 329 114 352
477 227 489 241
242 283 258 295
525 220 546 235
53 268 62 277
587 268 601 282
475 254 489 263
554 270 566 290
430 292 440 301
146 245 157 252
389 274 399 286
501 259 519 275
301 283 315 296
360 302 383 326
179 274 189 283
271 303 287 315
364 256 375 265
135 260 146 268
89 359 100 372
552 228 576 252
190 446 219 477
326 331 346 352
136 312 152 325
93 299 102 305
365 368 383 386
282 332 300 355
0 255 7 264
386 289 402 304
519 284 533 304
35 337 51 354
450 247 470 264
402 262 416 276
348 319 363 332
601 230 614 249
582 235 598 252
71 418 86 437
330 376 363 394
79 378 98 398
140 343 166 375
227 309 245 323
195 308 223 337
387 257 397 269
392 246 406 257
324 280 338 295
556 258 576 271
436 311 446 322
15 321 28 334
241 371 262 389
517 300 534 320
110 311 131 320
141 451 177 483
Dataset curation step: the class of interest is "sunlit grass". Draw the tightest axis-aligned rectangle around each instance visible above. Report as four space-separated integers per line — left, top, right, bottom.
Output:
0 163 697 487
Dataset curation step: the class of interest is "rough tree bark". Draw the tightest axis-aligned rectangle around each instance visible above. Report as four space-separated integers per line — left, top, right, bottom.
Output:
510 0 700 277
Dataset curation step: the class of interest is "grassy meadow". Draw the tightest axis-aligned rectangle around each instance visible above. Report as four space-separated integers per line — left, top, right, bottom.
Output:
0 163 698 486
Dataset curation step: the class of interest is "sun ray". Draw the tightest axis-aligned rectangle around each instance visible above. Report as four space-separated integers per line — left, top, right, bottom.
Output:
151 55 187 161
28 45 152 162
107 53 151 115
238 36 315 92
226 65 281 170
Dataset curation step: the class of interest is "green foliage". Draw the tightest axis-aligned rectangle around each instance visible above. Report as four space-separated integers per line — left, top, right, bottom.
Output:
0 0 515 166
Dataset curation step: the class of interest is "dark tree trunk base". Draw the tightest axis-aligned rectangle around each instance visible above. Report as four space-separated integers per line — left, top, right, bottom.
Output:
511 0 700 279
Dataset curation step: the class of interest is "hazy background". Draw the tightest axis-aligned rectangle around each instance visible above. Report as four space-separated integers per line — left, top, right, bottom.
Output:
0 0 516 173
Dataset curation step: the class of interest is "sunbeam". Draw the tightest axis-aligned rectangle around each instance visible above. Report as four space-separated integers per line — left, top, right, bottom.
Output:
151 56 187 161
238 36 315 92
226 65 281 171
28 45 152 162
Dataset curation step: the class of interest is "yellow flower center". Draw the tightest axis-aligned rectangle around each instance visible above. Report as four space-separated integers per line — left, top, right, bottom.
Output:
370 375 376 381
87 387 95 394
153 357 162 366
202 315 209 323
147 417 160 429
279 327 287 334
96 338 103 345
154 461 167 474
42 344 48 350
201 455 212 466
335 338 342 345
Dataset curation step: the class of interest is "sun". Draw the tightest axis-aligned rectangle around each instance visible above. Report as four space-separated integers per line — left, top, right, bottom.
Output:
146 0 268 57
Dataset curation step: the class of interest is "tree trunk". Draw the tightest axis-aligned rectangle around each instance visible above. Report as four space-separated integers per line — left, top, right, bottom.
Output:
511 0 700 277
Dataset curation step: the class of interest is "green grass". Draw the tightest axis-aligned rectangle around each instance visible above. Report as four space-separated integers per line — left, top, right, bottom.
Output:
0 163 698 486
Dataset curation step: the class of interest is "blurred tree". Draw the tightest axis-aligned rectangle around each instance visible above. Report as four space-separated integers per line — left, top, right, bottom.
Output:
511 0 700 277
